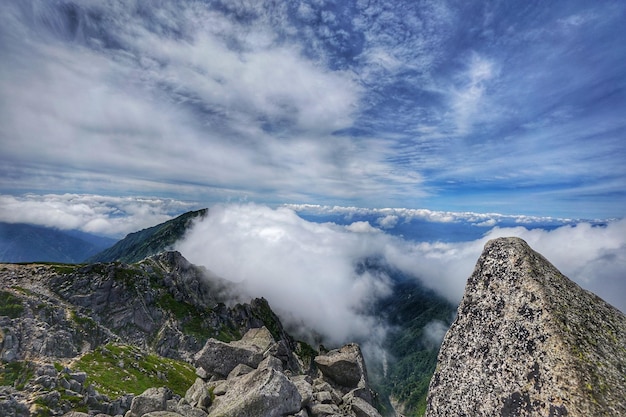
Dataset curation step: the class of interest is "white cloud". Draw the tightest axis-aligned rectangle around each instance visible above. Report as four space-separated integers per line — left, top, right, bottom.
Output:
175 203 397 346
450 54 497 135
176 203 626 352
0 193 194 237
377 214 399 229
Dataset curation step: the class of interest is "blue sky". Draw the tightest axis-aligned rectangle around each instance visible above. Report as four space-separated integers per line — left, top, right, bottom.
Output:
1 0 625 219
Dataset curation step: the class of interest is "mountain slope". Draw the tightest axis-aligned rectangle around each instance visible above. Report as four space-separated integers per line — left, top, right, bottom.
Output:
0 222 115 263
425 237 626 416
0 253 383 417
366 264 455 417
86 208 207 263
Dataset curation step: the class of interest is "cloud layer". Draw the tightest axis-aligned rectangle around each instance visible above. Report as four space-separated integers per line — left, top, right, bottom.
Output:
0 193 194 237
1 1 625 217
175 204 626 350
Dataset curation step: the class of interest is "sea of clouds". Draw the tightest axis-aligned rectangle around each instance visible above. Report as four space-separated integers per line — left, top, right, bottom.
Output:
176 203 626 349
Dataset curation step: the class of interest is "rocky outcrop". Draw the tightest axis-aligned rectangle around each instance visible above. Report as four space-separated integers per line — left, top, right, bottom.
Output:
186 328 381 417
113 327 382 417
425 237 626 417
0 252 292 363
1 255 383 417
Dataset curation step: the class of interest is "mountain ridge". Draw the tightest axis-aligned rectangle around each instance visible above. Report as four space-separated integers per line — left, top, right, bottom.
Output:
86 208 207 264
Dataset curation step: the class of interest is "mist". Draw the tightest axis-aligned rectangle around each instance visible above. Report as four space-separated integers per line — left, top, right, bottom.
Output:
176 204 626 350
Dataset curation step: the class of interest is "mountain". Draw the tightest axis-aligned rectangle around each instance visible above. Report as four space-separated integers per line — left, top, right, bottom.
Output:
0 252 383 416
0 222 116 263
87 208 207 263
425 237 626 416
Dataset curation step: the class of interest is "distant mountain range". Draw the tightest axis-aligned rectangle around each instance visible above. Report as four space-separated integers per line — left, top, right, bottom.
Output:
0 222 116 263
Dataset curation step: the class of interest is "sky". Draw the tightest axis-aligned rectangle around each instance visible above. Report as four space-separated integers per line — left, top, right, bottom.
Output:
1 1 625 345
1 0 625 219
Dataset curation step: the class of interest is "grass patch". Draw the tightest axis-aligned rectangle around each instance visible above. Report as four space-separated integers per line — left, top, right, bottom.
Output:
0 361 35 389
73 343 195 398
0 291 25 319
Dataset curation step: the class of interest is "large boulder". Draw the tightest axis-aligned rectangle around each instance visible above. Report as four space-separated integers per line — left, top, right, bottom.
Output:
193 327 276 378
425 237 626 417
126 387 172 417
314 344 368 390
207 367 301 417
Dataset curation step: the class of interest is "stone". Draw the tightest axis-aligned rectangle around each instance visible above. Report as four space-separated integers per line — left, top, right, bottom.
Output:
292 376 313 407
226 364 254 380
127 387 172 417
184 378 213 410
349 396 382 417
314 344 367 389
425 237 626 417
308 402 341 416
194 339 264 378
207 368 301 417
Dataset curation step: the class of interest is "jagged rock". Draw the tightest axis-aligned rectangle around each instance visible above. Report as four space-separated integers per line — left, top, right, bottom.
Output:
291 376 313 407
308 402 342 416
207 367 301 417
184 379 213 411
425 237 626 417
126 387 173 417
314 344 366 389
193 327 275 378
0 387 29 417
348 396 382 417
226 363 254 380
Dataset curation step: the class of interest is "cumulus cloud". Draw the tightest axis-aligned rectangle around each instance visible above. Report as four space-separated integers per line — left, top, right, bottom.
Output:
176 204 626 352
0 193 194 237
176 203 396 346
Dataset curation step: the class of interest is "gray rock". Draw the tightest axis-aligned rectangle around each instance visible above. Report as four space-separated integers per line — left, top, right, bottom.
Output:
425 237 626 417
208 368 301 417
308 402 341 416
184 378 213 410
127 387 172 417
194 340 263 378
292 376 313 407
315 343 371 402
349 396 382 417
142 412 184 417
226 364 254 380
0 387 29 417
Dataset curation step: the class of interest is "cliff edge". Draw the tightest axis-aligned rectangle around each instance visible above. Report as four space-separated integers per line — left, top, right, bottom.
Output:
425 237 626 417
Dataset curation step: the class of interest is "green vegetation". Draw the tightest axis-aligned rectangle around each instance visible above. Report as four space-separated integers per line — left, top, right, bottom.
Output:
0 290 25 318
73 343 196 398
0 360 35 389
251 298 284 342
374 279 456 417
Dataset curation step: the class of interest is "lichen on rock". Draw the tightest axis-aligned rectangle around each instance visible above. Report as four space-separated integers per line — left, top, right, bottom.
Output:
425 237 626 417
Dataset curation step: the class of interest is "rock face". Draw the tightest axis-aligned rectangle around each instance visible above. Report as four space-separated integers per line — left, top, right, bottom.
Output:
0 253 382 417
425 237 626 417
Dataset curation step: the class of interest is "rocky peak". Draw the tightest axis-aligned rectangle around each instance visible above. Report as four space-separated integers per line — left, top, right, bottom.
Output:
425 237 626 416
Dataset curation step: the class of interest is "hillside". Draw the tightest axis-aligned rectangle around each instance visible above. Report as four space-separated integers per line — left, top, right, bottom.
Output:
87 208 207 263
425 237 626 416
0 222 115 263
0 253 385 416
